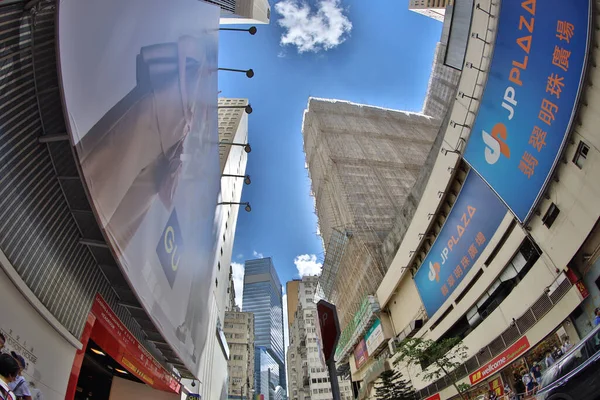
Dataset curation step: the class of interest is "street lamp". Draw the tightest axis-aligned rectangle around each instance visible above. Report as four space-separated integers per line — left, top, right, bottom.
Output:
218 202 251 212
219 141 252 153
218 67 254 78
218 104 253 114
222 174 251 185
220 26 258 35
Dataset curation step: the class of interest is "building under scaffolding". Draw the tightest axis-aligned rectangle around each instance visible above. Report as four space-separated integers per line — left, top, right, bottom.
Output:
302 98 440 330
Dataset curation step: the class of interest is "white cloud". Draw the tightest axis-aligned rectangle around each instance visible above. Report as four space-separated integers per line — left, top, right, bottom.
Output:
277 50 287 58
236 253 243 259
294 254 323 277
253 250 264 258
275 0 352 53
231 262 245 308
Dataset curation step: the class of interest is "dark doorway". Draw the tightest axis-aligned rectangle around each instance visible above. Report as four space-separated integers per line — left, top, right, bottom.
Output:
75 340 144 400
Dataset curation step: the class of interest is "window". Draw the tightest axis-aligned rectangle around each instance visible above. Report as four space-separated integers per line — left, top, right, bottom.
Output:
218 262 221 271
215 278 218 287
573 140 589 169
542 203 560 228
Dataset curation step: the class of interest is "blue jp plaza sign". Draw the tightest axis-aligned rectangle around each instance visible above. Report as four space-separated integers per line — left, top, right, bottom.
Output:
463 0 591 222
414 172 507 317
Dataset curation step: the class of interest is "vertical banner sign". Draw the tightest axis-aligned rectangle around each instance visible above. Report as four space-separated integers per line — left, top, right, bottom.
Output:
353 339 369 370
463 0 591 222
414 172 506 317
365 319 385 356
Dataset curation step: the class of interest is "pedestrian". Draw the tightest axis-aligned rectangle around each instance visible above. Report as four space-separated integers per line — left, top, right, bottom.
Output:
0 353 19 400
522 370 535 396
530 362 542 385
8 353 31 400
561 337 573 353
552 346 563 360
544 352 555 369
594 307 600 326
488 389 498 400
514 372 526 400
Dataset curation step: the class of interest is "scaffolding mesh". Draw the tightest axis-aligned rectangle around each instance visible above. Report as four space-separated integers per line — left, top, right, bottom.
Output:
302 98 440 330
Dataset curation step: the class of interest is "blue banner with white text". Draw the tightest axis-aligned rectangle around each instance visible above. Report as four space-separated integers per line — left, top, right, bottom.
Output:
414 172 506 317
463 0 591 222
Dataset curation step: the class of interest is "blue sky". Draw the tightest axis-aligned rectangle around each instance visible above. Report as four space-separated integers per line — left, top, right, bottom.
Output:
217 0 442 306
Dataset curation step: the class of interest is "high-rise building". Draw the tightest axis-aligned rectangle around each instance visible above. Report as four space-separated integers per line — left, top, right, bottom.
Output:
422 42 461 120
193 97 250 398
204 0 271 24
286 276 354 400
302 98 439 329
242 257 286 398
408 0 453 21
224 311 255 399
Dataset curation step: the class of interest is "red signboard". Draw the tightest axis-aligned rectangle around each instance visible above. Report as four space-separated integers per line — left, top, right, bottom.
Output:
469 336 530 385
91 294 180 393
424 393 441 400
488 377 504 396
316 300 341 363
353 339 368 370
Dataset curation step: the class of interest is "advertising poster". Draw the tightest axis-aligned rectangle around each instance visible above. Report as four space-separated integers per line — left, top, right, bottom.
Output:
463 0 591 222
365 319 385 356
57 0 221 374
353 339 368 370
413 172 506 317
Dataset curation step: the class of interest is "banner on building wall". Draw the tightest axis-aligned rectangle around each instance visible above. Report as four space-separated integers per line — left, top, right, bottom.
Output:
470 336 531 385
57 0 222 374
364 319 385 356
413 172 506 317
90 295 180 393
353 339 369 370
463 0 592 222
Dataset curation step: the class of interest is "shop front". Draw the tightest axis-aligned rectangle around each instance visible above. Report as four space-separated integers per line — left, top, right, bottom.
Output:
455 322 579 399
66 294 181 400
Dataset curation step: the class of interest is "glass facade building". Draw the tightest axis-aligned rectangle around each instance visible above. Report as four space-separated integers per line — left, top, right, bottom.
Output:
242 258 286 397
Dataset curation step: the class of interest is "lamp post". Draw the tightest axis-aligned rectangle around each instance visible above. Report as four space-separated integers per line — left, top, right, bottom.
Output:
219 141 252 153
218 68 254 78
218 202 251 212
220 26 258 35
222 174 251 185
218 104 253 114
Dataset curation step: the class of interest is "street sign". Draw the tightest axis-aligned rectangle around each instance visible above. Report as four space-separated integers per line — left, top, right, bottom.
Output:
316 300 341 363
316 300 342 400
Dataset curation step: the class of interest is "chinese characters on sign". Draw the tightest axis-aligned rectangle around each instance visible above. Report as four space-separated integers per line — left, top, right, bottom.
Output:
463 0 591 221
413 172 506 317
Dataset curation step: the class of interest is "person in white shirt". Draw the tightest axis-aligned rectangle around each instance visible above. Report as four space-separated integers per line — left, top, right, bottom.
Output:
8 353 31 400
561 337 573 353
0 354 18 400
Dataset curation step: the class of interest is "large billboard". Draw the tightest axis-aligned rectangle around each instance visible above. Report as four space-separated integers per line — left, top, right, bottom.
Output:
463 0 591 222
414 172 506 317
57 0 221 374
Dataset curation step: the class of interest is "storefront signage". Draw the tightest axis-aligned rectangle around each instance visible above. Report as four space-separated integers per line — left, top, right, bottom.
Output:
463 0 592 222
91 294 180 393
353 339 368 370
414 172 506 317
335 295 379 360
470 336 531 385
365 319 385 355
425 394 441 400
489 377 504 396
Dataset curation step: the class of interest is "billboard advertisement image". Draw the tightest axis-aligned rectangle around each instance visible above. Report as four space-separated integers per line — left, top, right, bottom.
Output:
463 0 591 222
414 172 507 317
365 318 385 356
57 0 221 374
353 339 368 370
